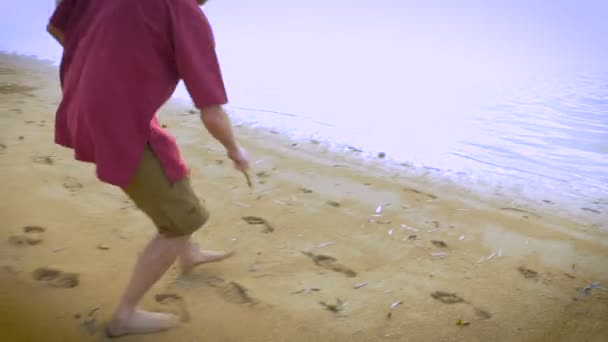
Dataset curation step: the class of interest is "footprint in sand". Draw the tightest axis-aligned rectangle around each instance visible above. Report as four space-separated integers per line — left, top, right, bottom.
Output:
517 266 539 280
63 177 83 193
0 67 15 75
219 282 255 304
581 207 601 214
8 225 46 246
431 240 448 248
430 291 492 319
242 216 275 233
0 84 37 96
255 171 270 179
73 307 101 335
327 201 341 207
155 293 191 322
302 251 357 278
32 266 80 288
0 143 6 151
174 272 225 288
404 187 438 200
431 291 465 304
32 155 54 165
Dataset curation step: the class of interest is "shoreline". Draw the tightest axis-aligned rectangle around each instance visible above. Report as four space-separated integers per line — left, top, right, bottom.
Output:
7 48 605 227
1 52 607 341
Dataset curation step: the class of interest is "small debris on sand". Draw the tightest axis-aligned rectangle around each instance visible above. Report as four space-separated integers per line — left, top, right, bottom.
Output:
375 203 390 213
369 219 392 224
96 244 110 251
386 300 403 319
431 252 450 259
291 288 320 295
401 224 418 232
317 241 336 248
353 282 368 289
320 298 344 313
456 319 470 327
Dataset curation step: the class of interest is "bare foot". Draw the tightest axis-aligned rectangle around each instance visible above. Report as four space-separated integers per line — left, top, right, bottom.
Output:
180 244 234 275
106 310 178 338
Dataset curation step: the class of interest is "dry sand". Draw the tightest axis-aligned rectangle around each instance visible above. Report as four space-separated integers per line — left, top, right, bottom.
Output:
1 53 607 342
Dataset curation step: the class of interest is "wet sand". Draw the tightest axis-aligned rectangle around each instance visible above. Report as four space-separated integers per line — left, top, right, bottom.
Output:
1 53 607 342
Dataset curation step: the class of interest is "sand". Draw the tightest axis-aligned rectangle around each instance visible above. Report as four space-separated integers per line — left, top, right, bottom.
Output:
1 52 607 342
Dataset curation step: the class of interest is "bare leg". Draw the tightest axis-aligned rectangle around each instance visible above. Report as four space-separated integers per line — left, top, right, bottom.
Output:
178 240 234 275
107 234 188 338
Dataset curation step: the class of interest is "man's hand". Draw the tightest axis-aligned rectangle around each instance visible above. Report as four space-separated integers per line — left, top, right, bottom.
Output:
227 146 250 172
200 105 250 172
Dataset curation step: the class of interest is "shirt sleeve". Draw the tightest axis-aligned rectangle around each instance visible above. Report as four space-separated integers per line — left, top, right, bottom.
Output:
170 0 228 109
49 0 76 31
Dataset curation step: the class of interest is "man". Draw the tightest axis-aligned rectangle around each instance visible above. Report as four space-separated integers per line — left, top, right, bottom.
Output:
47 0 249 337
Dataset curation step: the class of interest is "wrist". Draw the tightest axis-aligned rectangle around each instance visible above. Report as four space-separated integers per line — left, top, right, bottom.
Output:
226 142 240 155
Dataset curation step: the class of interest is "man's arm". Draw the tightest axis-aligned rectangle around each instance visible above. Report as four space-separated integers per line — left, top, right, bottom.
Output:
199 105 238 152
47 23 65 47
170 0 249 170
199 105 249 171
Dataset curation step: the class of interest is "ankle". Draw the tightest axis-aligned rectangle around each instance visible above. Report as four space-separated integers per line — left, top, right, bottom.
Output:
112 306 136 321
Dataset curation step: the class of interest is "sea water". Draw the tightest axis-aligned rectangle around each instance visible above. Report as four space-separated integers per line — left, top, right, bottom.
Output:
1 0 606 225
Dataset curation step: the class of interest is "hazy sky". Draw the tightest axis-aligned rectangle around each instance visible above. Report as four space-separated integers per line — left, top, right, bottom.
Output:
0 0 605 199
1 0 606 116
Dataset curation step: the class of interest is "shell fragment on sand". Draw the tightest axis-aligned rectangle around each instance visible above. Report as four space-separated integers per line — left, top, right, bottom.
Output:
431 252 450 258
317 241 336 248
400 224 418 232
387 300 403 318
375 203 391 214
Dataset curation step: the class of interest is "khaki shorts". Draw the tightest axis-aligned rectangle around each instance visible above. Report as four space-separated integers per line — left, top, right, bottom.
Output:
123 145 209 237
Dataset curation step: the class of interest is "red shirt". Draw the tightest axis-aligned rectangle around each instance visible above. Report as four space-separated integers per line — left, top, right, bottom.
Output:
49 0 228 187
